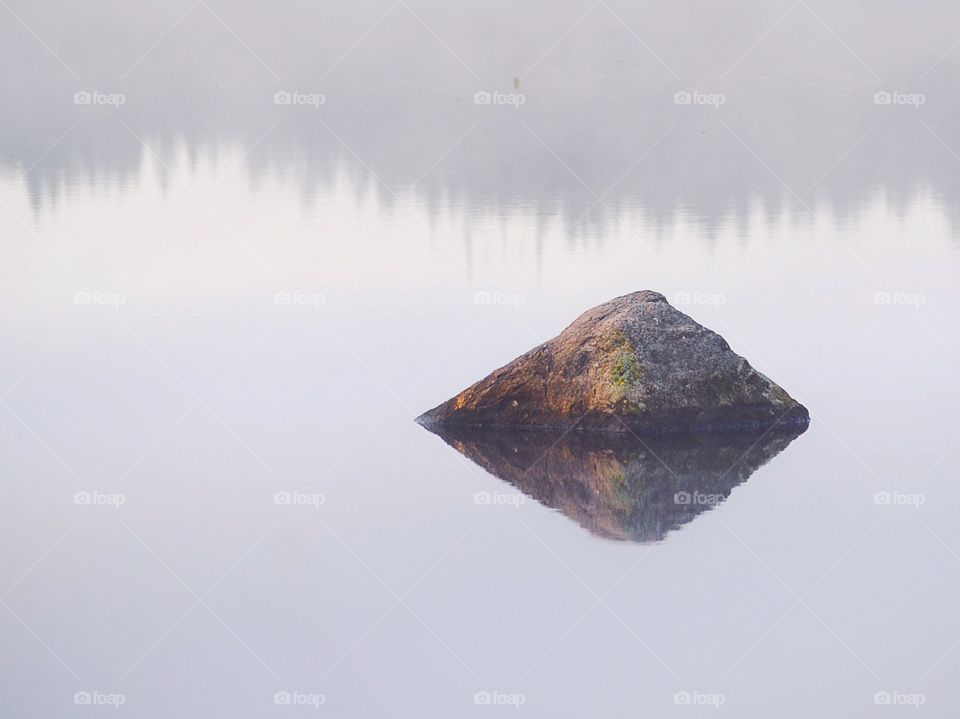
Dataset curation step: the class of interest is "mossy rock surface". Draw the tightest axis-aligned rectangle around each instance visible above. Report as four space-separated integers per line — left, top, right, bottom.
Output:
419 290 809 435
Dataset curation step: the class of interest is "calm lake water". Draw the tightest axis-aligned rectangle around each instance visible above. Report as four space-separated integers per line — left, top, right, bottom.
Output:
2 1 959 716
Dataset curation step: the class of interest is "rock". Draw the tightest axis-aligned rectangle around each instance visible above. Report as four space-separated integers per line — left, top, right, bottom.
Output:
418 290 808 434
424 424 806 542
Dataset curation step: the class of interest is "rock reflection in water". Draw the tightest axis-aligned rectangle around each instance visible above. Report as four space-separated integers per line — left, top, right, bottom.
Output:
423 424 806 543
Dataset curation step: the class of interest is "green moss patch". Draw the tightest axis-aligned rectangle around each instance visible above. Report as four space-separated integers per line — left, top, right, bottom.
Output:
604 330 643 388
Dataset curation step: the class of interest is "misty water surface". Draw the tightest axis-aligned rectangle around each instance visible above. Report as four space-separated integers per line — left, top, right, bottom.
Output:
1 1 958 716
